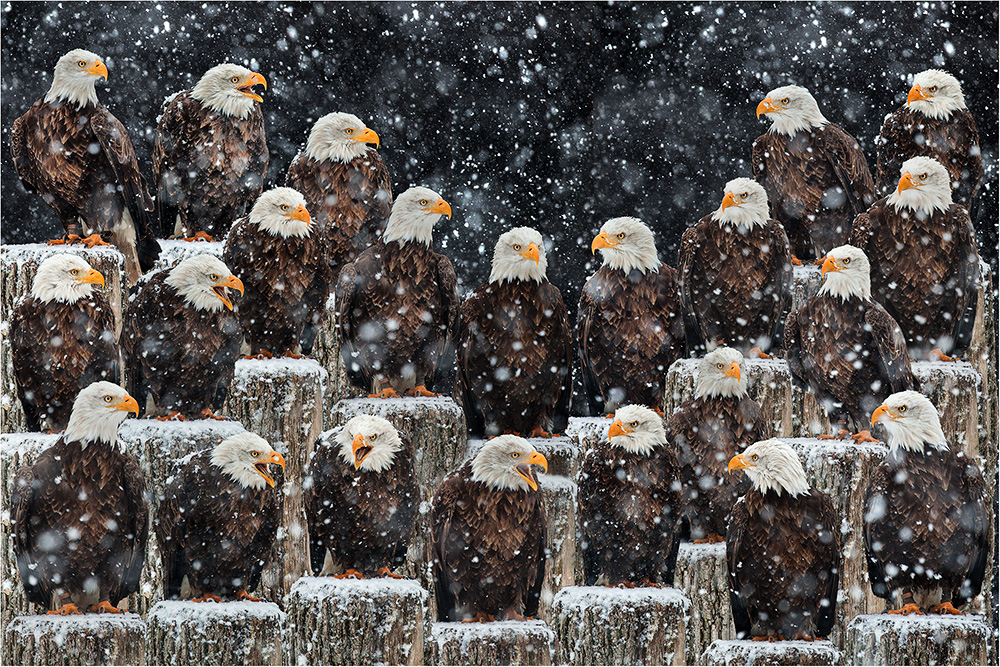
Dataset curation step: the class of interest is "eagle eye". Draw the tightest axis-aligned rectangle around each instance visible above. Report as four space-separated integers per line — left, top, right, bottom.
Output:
210 273 220 282
928 85 937 92
345 128 354 135
70 269 80 276
780 97 790 105
418 199 429 207
919 172 927 180
740 192 748 199
842 257 850 264
898 405 907 413
716 362 724 369
231 76 241 84
104 395 114 403
751 453 759 461
616 232 626 239
250 450 260 458
280 204 289 211
630 420 639 428
511 452 521 459
513 243 522 251
369 433 378 441
78 60 88 68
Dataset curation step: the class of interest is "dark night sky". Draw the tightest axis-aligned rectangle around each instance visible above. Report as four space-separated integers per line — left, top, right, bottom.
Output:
2 1 997 301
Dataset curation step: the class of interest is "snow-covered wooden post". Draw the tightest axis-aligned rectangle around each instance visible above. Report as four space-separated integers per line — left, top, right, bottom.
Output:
429 620 556 666
223 357 327 603
1 614 146 666
1 244 127 434
283 576 429 666
145 600 284 666
676 542 734 665
913 361 984 453
565 416 613 452
844 614 992 666
551 586 690 666
790 264 825 312
700 639 841 666
149 239 224 273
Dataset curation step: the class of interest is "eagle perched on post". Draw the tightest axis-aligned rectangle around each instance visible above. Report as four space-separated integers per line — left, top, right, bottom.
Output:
11 49 161 284
153 63 269 241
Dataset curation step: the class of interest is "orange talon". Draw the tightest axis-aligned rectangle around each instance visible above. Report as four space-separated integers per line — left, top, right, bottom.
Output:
652 405 665 418
192 593 223 603
79 233 111 248
851 430 879 443
748 346 773 359
888 602 924 615
236 589 264 602
817 430 850 440
333 568 365 580
183 231 216 242
529 425 553 439
47 234 83 246
462 613 495 623
282 350 304 359
89 601 125 614
605 413 616 419
368 387 400 399
790 256 804 266
929 601 965 615
47 603 82 615
375 567 405 579
155 411 187 422
692 533 725 544
200 409 227 421
504 610 527 621
408 384 438 397
929 348 958 363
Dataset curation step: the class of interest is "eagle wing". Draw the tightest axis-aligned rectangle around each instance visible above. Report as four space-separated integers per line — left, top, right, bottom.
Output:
576 275 606 416
811 491 842 638
726 498 753 639
454 298 487 436
10 297 45 431
864 305 916 394
767 221 795 348
429 472 462 621
154 469 186 599
524 491 548 618
109 452 149 605
951 205 980 357
956 458 990 606
823 125 877 220
782 309 808 391
151 94 188 237
677 225 706 354
862 464 892 601
541 283 574 434
10 463 51 607
431 253 461 392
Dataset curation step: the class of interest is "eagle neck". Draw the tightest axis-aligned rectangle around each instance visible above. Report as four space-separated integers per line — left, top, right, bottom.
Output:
45 77 99 110
768 114 829 138
818 275 871 302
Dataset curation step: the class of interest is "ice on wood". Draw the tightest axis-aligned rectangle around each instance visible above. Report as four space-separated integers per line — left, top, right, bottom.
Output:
2 614 145 666
146 600 284 666
700 638 841 666
430 620 555 666
844 614 993 666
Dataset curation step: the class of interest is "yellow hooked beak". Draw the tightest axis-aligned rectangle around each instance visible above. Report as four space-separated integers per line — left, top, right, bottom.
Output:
76 268 106 287
756 96 783 118
907 84 930 104
352 127 381 148
285 204 311 225
520 242 540 265
254 450 286 488
897 172 919 195
871 404 891 427
721 191 740 210
728 453 751 472
515 451 548 491
238 72 267 103
87 60 108 81
425 198 452 219
591 231 621 254
352 433 373 470
212 275 245 311
821 256 842 275
725 361 741 381
608 419 633 439
110 393 140 415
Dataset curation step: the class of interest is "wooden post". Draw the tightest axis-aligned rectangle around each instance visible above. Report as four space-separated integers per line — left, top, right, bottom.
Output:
223 357 327 603
145 600 284 666
676 542 734 665
1 614 145 666
538 474 577 613
790 264 825 312
1 244 126 434
551 585 690 666
700 639 841 666
309 295 365 431
149 239 224 273
429 620 555 666
913 361 984 453
844 614 992 666
565 416 613 453
283 576 428 666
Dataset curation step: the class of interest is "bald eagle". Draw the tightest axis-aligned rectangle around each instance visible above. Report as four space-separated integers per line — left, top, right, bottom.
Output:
223 187 333 357
153 63 269 241
10 254 119 432
430 436 547 622
456 227 573 438
305 415 419 578
851 156 979 362
335 187 459 398
727 439 841 640
665 347 771 543
783 245 915 441
124 255 244 420
155 433 284 601
865 391 989 615
678 179 793 357
578 405 682 586
10 49 160 284
10 382 146 614
285 112 393 275
578 217 685 415
753 85 876 260
876 70 982 221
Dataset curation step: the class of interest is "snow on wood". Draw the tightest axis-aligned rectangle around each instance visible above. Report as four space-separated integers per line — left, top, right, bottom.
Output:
224 357 326 603
551 585 690 665
676 542 734 665
145 600 284 666
565 416 612 452
430 620 555 666
309 293 364 431
283 575 429 666
912 360 983 454
150 239 224 273
1 244 127 434
700 638 841 666
790 264 825 313
2 613 145 666
844 613 992 666
538 473 577 614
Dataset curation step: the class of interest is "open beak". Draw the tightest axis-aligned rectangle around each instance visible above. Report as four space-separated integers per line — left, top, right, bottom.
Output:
608 419 633 440
520 242 540 265
111 393 140 415
352 433 373 470
871 404 891 427
285 205 311 225
352 127 381 148
721 192 740 210
425 198 452 219
896 172 919 195
725 361 741 381
515 450 548 491
238 72 267 103
254 450 286 488
728 453 751 472
907 84 930 104
821 256 841 275
756 96 782 118
77 268 106 287
591 231 620 254
213 275 245 311
87 60 109 81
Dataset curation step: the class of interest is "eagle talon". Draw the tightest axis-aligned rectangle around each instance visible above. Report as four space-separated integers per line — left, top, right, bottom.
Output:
929 602 965 615
503 610 527 621
692 533 725 544
887 602 924 615
236 589 264 602
851 430 879 443
333 568 365 580
282 350 304 359
375 567 405 579
182 231 216 242
79 233 111 248
89 601 125 614
790 256 804 266
528 426 553 439
748 346 772 359
47 603 82 615
407 384 438 397
462 613 495 623
369 387 400 399
155 411 187 422
929 348 958 363
192 594 223 603
817 430 850 440
200 409 227 421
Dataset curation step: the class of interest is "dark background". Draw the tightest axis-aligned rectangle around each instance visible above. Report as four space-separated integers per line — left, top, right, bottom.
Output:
2 1 997 301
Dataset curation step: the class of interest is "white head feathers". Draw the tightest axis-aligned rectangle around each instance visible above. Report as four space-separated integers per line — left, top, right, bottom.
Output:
63 382 137 447
191 63 266 120
695 347 747 399
250 187 312 238
335 414 405 473
907 70 967 121
711 178 770 229
45 49 106 109
471 435 548 492
608 404 666 456
305 112 380 163
818 245 871 302
730 439 810 497
887 156 953 215
592 217 660 274
872 390 948 453
757 85 829 137
211 432 285 490
165 255 244 312
31 254 105 304
382 186 452 247
489 227 548 284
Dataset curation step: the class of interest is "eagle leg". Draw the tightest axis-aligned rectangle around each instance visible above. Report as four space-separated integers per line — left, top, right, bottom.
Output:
369 387 401 399
199 409 227 421
79 233 111 248
929 348 959 363
817 430 851 440
333 568 365 580
851 430 879 443
929 602 965 615
375 567 405 580
89 601 125 614
748 347 773 359
528 426 554 439
46 602 83 615
46 234 83 246
692 533 726 544
407 385 438 397
155 411 187 422
462 613 495 623
887 602 923 615
182 231 216 242
236 589 264 602
191 593 223 603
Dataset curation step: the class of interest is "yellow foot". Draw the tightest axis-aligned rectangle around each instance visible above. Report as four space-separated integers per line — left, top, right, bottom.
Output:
89 601 125 614
929 348 958 362
375 567 405 580
155 411 187 422
183 231 215 242
605 413 615 419
79 233 111 248
929 602 965 615
407 384 438 397
790 256 803 266
615 581 637 589
748 346 773 359
503 610 527 621
817 430 850 440
368 387 400 399
462 613 495 623
692 533 725 544
47 234 82 246
192 594 223 603
528 426 553 438
236 589 264 602
47 603 82 615
282 350 304 359
851 430 879 443
200 409 227 421
333 568 365 580
651 405 665 418
752 635 784 642
888 603 924 615
793 634 820 641
244 350 275 360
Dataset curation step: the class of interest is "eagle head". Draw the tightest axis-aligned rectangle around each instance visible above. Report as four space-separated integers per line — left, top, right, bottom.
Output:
383 186 452 247
889 155 953 215
45 49 107 109
817 244 871 302
608 404 666 456
250 187 312 238
489 226 547 285
63 382 139 446
192 63 267 119
31 254 105 304
335 414 404 472
711 177 769 229
871 390 948 453
756 84 828 136
306 112 380 163
165 255 245 312
211 432 286 489
695 347 745 399
728 439 809 497
472 435 548 492
907 69 966 120
591 217 659 274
